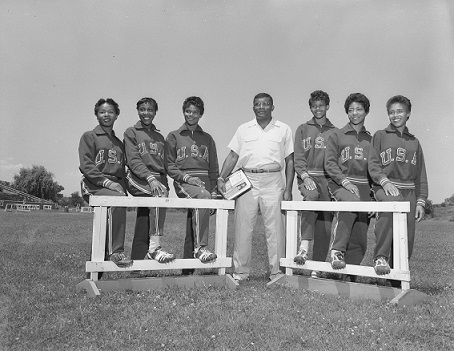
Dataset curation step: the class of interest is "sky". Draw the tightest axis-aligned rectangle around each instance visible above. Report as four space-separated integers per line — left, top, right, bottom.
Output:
1 0 453 204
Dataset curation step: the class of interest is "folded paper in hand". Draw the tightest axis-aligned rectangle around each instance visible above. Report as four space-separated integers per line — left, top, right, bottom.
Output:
223 169 252 200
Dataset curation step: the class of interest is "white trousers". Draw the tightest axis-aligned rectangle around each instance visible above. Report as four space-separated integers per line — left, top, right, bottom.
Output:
233 172 285 279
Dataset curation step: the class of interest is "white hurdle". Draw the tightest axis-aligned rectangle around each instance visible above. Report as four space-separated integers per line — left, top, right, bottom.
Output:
80 206 93 213
77 196 236 296
16 204 31 212
274 201 429 306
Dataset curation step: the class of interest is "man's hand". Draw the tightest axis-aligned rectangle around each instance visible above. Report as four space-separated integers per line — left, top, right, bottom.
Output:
383 182 400 197
303 177 316 191
107 182 125 195
415 205 425 222
187 177 205 188
283 188 292 201
217 178 226 195
344 183 360 198
148 179 168 197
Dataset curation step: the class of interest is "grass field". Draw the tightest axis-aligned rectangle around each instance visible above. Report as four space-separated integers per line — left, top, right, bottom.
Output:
1 209 453 350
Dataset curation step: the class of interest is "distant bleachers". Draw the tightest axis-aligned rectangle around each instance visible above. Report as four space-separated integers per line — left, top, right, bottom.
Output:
0 193 24 202
15 204 40 211
0 184 55 210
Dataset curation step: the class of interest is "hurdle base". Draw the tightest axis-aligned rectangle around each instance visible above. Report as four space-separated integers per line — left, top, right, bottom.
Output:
388 289 430 307
269 275 429 306
77 274 238 296
76 279 101 297
265 273 286 288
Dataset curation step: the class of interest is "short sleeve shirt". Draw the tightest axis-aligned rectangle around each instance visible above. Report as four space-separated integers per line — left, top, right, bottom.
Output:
228 118 294 170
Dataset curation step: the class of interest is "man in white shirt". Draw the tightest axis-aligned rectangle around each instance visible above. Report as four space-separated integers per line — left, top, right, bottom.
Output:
217 93 294 281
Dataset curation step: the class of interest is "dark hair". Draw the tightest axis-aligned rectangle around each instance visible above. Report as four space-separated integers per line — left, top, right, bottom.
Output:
94 98 120 115
182 96 204 115
136 97 158 111
344 93 370 114
309 90 330 107
253 93 273 106
386 95 411 113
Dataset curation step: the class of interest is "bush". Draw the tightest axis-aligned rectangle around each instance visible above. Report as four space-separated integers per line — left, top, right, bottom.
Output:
424 199 434 219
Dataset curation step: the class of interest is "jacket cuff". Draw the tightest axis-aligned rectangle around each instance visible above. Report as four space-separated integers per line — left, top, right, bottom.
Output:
341 178 351 188
183 174 191 183
379 177 391 187
146 175 157 183
416 199 426 207
300 172 310 180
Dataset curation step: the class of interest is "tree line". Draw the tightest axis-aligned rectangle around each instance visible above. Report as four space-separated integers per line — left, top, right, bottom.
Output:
0 165 85 207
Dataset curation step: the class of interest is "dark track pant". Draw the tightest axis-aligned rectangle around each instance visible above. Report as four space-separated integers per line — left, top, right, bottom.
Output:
299 175 333 262
373 187 416 265
330 183 371 265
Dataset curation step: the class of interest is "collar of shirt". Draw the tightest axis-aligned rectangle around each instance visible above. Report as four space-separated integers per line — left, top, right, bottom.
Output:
341 123 370 136
247 117 279 131
307 117 336 129
94 125 116 137
384 123 414 137
177 123 204 135
134 120 159 132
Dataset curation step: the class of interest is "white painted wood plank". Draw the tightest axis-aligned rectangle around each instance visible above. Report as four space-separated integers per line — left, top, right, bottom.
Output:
89 196 235 209
86 258 232 272
91 207 107 262
281 201 410 213
394 212 410 290
280 258 409 281
215 209 229 275
285 211 298 276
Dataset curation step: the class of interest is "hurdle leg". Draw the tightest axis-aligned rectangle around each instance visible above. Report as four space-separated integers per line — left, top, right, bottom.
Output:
215 209 229 275
393 212 410 290
90 206 108 281
285 210 298 276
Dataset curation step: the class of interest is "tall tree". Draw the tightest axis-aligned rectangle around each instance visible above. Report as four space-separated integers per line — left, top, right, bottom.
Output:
12 165 64 201
444 194 454 206
70 191 86 207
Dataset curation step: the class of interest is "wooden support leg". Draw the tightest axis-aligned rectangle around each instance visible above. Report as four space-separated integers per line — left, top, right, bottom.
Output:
389 289 429 307
215 209 229 275
285 210 298 276
393 212 410 290
76 279 101 297
90 206 107 281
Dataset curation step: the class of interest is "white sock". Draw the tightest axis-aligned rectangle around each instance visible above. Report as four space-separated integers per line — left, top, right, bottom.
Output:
149 235 161 253
299 240 310 253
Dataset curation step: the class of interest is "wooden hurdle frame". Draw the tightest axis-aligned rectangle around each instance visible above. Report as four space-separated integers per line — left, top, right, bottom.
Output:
16 204 32 212
270 201 429 306
77 196 237 296
80 206 93 213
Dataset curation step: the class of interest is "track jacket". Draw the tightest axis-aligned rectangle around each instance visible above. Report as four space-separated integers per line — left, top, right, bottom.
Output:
79 125 125 188
325 123 390 188
124 121 167 183
294 117 336 181
370 124 428 206
166 123 219 192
